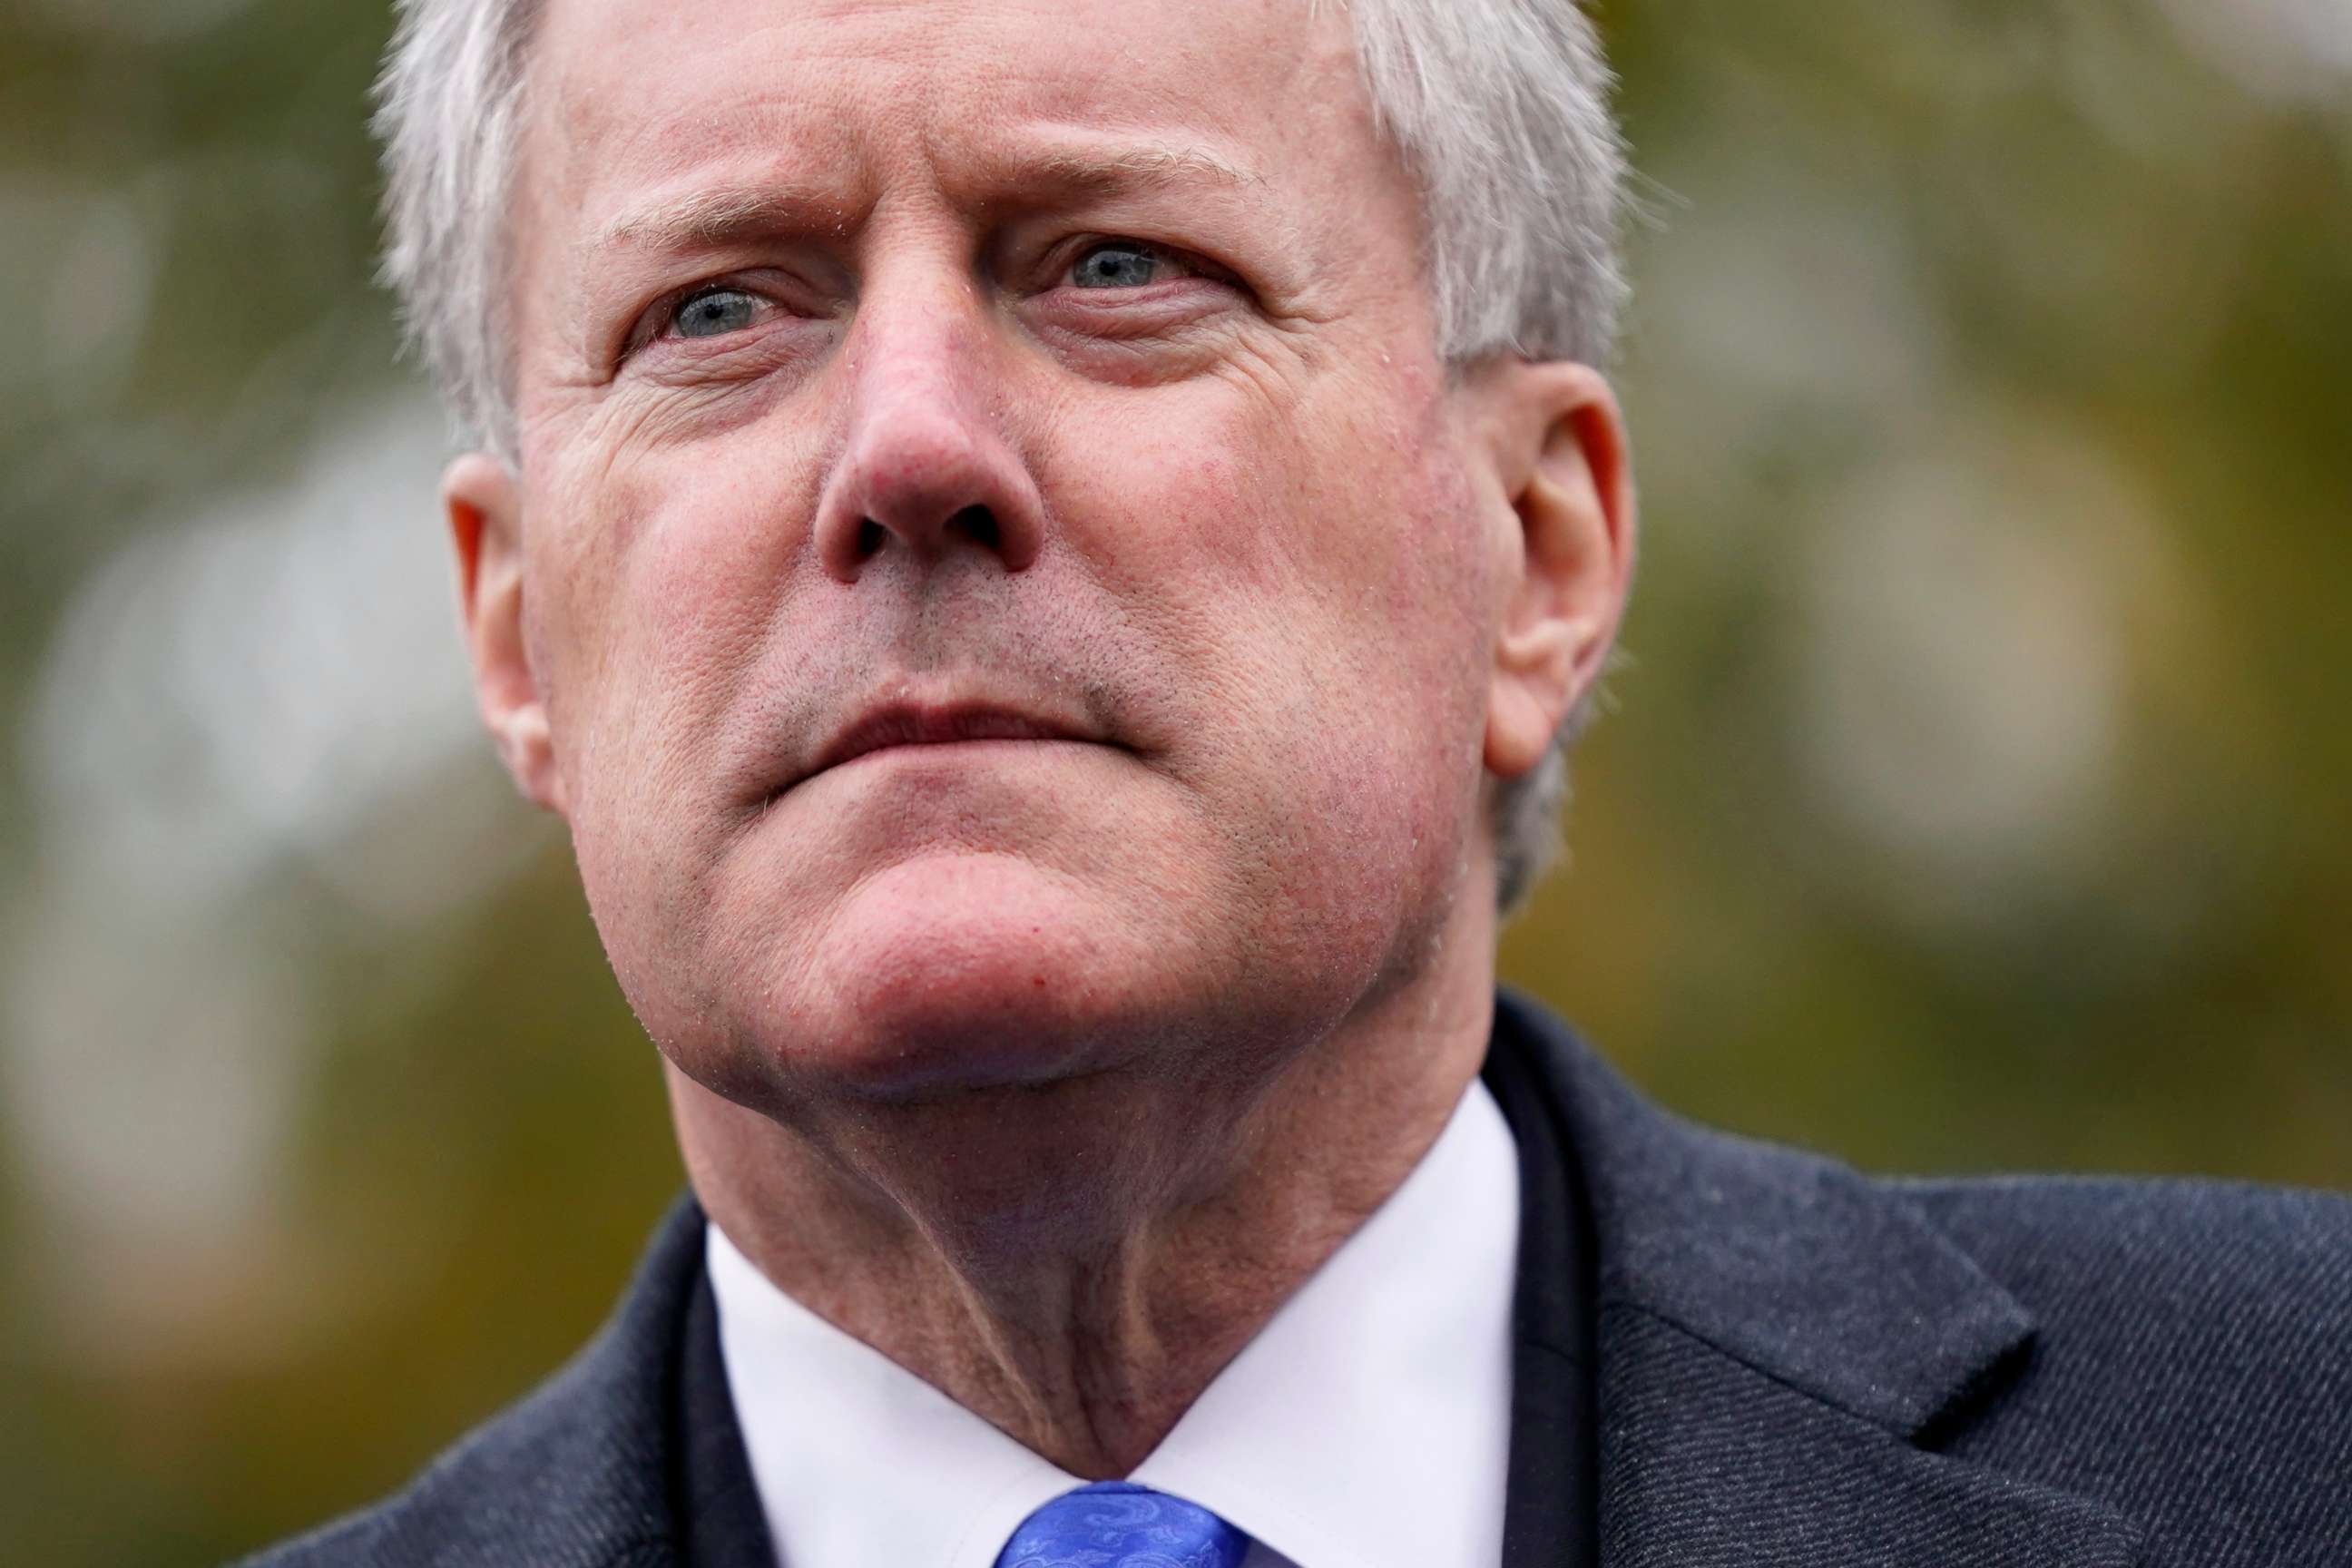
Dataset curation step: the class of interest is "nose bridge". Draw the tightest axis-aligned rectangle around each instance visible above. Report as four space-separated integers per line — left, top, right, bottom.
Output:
815 271 1042 580
854 301 992 489
855 275 989 434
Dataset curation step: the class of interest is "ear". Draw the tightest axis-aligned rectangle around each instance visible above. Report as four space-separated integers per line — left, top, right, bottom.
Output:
1475 361 1637 779
445 453 566 815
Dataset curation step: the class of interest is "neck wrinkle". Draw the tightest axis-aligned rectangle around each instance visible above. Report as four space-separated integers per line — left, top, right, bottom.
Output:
670 937 1496 1477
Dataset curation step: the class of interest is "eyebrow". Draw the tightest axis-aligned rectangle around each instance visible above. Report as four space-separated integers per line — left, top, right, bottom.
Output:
589 142 1264 258
1019 142 1263 198
593 183 850 256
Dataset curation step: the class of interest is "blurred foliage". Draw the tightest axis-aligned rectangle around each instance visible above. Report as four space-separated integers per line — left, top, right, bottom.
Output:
1 1 2346 1562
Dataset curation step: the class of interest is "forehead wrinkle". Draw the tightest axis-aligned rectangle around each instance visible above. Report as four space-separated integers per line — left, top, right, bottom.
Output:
585 137 1275 269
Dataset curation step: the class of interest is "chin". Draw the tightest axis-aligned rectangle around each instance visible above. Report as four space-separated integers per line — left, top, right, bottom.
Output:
747 851 1187 1102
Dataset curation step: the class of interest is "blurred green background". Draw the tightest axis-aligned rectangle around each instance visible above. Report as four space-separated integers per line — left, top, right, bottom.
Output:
2 0 2347 1561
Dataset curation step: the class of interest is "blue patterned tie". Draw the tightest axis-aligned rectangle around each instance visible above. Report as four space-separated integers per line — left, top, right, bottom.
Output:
994 1480 1253 1568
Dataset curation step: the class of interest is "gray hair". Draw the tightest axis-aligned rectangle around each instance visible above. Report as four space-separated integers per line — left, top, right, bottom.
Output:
372 0 1629 913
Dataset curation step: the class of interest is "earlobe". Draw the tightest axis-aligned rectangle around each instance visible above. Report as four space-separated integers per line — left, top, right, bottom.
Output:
1482 364 1636 779
445 453 566 816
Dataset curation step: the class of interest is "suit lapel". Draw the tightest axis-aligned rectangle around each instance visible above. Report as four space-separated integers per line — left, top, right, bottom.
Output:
1488 990 2147 1567
522 1189 774 1568
673 1255 782 1568
1592 1299 2140 1567
1485 1005 1601 1568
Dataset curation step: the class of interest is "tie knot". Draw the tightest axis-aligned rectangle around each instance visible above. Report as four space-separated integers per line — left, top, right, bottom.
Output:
995 1481 1252 1568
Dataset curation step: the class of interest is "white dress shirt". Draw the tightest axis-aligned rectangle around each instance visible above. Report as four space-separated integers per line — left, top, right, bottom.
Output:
706 1077 1522 1568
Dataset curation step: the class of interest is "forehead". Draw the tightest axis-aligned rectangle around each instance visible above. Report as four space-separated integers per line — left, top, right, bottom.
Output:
529 0 1373 207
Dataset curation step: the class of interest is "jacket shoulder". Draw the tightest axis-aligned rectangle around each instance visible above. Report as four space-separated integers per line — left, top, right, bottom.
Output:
231 1329 665 1568
1894 1170 2352 1335
231 1191 712 1567
1893 1171 2352 1558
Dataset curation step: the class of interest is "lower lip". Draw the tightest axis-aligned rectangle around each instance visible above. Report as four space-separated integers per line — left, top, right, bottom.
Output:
819 736 1097 778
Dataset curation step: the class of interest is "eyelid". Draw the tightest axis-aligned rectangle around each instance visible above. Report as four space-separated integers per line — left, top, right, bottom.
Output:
1073 238 1181 267
665 284 765 336
1049 235 1231 289
619 270 807 364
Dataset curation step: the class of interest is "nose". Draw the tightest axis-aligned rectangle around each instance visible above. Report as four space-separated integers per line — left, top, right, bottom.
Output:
812 294 1045 583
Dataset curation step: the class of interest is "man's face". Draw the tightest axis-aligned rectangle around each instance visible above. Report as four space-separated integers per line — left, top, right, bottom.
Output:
487 0 1533 1110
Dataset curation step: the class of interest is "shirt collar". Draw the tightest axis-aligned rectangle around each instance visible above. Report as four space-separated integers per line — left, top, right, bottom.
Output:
708 1077 1520 1568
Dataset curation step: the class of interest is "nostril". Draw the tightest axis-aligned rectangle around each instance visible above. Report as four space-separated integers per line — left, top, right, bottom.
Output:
946 505 1000 553
855 519 887 560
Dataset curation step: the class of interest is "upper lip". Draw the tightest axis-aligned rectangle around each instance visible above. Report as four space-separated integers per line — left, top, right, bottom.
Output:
799 699 1100 785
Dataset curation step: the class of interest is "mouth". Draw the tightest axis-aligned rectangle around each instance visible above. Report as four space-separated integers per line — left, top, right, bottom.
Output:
796 701 1102 789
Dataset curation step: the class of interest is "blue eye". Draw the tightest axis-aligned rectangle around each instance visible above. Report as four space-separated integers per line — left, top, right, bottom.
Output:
1071 243 1162 289
671 288 762 338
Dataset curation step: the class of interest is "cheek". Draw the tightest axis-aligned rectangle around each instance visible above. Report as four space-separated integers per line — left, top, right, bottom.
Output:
1073 369 1488 706
537 434 816 777
1038 376 1494 917
524 439 824 1004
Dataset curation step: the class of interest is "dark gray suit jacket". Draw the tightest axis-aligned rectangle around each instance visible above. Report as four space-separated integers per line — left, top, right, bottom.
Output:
240 991 2352 1565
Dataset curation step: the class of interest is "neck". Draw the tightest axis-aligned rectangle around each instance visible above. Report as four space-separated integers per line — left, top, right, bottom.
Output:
669 939 1496 1478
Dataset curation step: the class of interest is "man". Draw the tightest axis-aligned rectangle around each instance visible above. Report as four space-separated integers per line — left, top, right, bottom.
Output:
246 0 2350 1563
